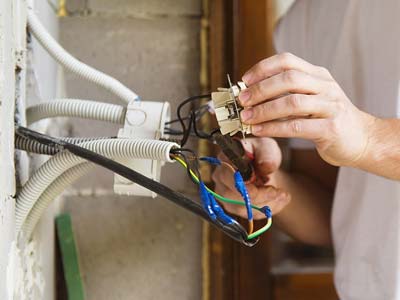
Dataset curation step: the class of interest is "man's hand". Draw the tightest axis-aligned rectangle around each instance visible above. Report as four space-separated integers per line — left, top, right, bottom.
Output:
238 52 376 168
212 137 290 219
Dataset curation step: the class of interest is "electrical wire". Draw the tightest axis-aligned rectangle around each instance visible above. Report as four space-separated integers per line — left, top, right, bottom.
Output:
171 155 272 239
191 110 216 140
16 126 257 246
166 104 209 126
177 94 211 146
221 161 236 174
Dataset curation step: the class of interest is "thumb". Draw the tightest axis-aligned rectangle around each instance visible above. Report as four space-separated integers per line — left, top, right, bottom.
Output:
241 138 282 180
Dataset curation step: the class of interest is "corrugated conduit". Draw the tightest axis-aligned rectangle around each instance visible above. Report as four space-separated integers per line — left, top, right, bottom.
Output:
27 6 139 103
22 162 94 239
15 135 113 155
26 99 126 125
16 138 178 233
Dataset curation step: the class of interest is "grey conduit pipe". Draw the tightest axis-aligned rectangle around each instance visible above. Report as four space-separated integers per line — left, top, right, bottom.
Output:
26 100 126 125
27 6 139 103
15 135 113 155
15 138 179 233
21 162 94 239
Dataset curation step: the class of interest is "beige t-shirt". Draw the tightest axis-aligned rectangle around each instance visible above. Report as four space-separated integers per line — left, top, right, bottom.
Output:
275 1 400 299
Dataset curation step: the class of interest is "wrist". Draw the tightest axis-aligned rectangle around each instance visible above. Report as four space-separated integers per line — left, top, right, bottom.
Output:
350 112 379 169
351 113 400 176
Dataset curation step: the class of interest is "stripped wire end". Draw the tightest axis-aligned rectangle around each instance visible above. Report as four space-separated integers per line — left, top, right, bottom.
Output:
199 156 236 174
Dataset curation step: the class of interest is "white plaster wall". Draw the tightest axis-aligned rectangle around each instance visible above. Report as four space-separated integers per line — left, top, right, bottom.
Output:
0 1 17 299
0 0 61 299
24 1 62 299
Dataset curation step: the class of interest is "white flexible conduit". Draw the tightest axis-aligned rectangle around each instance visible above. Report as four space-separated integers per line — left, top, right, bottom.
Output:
15 139 178 233
22 162 94 239
26 99 126 125
27 8 139 103
15 135 112 155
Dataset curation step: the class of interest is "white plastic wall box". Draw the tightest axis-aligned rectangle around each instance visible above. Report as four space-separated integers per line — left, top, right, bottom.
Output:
114 100 171 198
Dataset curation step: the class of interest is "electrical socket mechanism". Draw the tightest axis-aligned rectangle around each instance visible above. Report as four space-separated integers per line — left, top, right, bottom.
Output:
212 79 251 136
114 100 171 198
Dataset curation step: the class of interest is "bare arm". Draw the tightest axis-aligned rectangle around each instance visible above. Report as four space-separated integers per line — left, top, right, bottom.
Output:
356 118 400 180
272 149 337 246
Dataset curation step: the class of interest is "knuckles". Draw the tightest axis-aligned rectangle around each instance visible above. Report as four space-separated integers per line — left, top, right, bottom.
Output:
287 93 302 110
282 69 299 84
317 66 332 78
290 119 303 134
278 52 296 69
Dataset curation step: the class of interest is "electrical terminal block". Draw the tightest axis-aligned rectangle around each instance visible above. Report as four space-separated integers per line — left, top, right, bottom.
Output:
212 80 251 136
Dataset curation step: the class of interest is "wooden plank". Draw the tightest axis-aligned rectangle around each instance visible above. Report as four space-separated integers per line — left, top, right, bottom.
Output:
205 1 236 300
56 214 85 300
232 0 276 81
209 0 234 90
206 1 276 300
273 273 338 300
231 1 276 299
234 221 273 300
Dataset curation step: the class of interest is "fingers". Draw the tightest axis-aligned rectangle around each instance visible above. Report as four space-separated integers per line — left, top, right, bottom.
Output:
240 94 334 125
251 118 327 140
242 52 332 86
212 158 235 188
241 138 282 177
256 186 291 219
239 69 328 107
216 184 291 220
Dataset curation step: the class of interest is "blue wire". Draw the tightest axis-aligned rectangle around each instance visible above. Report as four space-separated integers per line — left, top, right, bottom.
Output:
260 206 272 218
208 192 234 224
199 156 221 165
234 171 253 221
199 181 216 220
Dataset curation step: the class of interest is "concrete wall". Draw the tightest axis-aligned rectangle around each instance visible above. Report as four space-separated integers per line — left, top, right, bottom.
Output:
60 1 203 299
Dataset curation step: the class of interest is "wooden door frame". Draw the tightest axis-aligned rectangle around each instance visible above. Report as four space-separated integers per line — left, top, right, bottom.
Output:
205 1 276 299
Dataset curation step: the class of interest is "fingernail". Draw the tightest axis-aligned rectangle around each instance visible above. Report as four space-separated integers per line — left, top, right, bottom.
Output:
242 72 252 84
252 125 263 134
239 90 251 104
240 109 253 121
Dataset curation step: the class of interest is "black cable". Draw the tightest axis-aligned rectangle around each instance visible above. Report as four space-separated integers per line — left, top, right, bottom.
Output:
190 110 219 140
172 152 198 185
170 148 201 182
177 94 211 146
166 104 209 126
16 126 258 246
180 112 194 146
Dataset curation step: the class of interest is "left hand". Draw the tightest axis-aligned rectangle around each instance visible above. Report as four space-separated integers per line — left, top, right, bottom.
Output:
238 52 375 167
212 137 290 220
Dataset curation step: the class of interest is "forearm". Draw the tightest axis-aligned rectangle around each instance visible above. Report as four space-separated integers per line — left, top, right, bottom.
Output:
356 117 400 180
273 169 333 246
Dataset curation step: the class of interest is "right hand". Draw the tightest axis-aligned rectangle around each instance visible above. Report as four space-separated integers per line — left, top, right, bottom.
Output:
212 137 291 220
